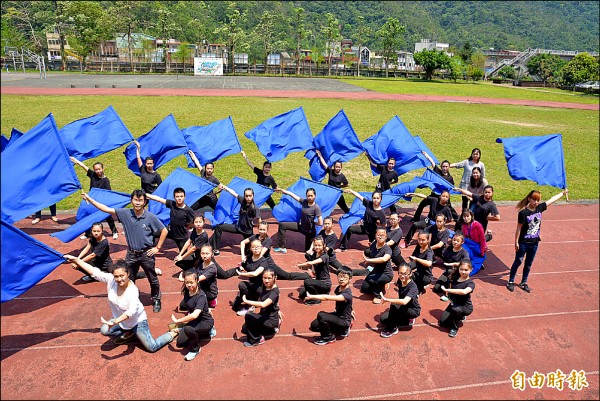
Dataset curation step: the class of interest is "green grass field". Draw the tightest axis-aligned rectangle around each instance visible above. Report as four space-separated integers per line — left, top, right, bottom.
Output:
1 93 598 211
340 77 600 104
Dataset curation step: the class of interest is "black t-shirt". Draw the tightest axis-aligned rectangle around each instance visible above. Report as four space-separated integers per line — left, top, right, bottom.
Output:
139 165 162 194
411 246 434 278
165 199 195 240
299 199 322 234
333 286 353 325
326 166 348 188
190 229 209 257
375 164 398 192
236 194 260 235
182 289 214 326
198 262 218 300
427 196 453 222
397 279 421 313
86 169 111 191
517 203 548 243
433 165 455 186
387 227 404 257
90 237 112 270
200 170 220 203
253 167 277 189
449 278 475 311
472 194 499 232
242 256 268 285
368 242 393 276
441 247 470 264
318 229 339 260
257 286 280 320
307 252 331 286
362 199 386 234
246 234 272 259
425 225 450 251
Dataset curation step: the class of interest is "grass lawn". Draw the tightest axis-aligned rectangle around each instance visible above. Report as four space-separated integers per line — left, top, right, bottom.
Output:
1 94 598 211
340 77 600 105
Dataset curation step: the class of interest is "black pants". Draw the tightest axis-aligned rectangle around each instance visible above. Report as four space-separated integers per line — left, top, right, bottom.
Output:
433 270 452 295
232 281 261 311
340 225 375 249
337 196 350 214
215 258 238 279
380 304 420 330
126 250 161 301
360 272 393 298
404 220 429 246
191 195 217 211
302 279 331 298
268 257 310 280
35 204 57 218
439 303 472 330
176 318 214 352
413 193 459 222
243 313 278 344
276 222 315 251
411 268 433 294
265 196 276 210
310 311 349 340
210 224 253 251
167 232 188 252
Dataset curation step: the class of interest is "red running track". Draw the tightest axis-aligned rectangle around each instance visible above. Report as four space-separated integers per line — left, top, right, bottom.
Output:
1 203 598 399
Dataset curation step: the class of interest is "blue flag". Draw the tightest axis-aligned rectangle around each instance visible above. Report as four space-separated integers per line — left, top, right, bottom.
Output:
244 107 313 162
183 116 241 167
413 135 439 165
123 114 188 176
51 188 131 243
59 105 134 161
420 168 461 195
304 110 364 181
496 134 567 189
338 191 403 234
0 135 7 152
2 220 66 303
362 116 431 176
389 177 430 201
272 177 342 223
1 128 25 152
147 168 217 225
1 114 81 224
447 231 485 276
212 177 274 225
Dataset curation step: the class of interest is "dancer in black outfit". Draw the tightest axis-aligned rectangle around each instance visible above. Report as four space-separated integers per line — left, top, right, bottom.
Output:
438 261 475 338
134 140 162 194
241 150 278 209
273 187 323 253
315 149 350 213
379 263 421 338
366 153 399 213
339 189 386 251
188 150 221 212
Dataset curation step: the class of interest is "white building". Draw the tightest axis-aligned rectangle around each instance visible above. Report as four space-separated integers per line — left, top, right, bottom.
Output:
396 51 416 71
414 39 450 53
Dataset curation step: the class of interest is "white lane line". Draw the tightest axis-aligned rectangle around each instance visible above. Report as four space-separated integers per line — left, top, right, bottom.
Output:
489 239 599 247
340 371 600 400
3 310 598 352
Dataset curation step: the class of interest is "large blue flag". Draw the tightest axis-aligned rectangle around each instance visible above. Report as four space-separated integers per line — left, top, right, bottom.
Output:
447 230 485 276
147 167 217 225
420 168 461 195
1 220 66 303
362 116 431 176
1 114 81 224
0 135 7 152
51 188 131 243
59 105 134 161
183 116 241 168
211 177 274 226
123 114 188 176
272 177 342 224
305 110 364 181
244 107 313 163
413 135 439 165
389 177 430 201
1 128 25 152
338 191 403 234
496 134 567 189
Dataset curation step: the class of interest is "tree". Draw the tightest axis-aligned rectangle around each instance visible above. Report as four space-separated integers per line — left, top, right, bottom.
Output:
459 41 473 64
498 65 516 79
2 1 52 56
414 49 451 80
174 42 192 77
321 13 341 76
152 3 181 73
526 53 566 86
376 17 405 78
214 2 248 75
448 56 466 82
559 53 599 86
109 1 146 73
291 7 310 75
353 15 372 77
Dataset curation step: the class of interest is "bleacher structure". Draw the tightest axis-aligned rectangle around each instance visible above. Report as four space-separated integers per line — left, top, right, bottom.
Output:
3 47 47 79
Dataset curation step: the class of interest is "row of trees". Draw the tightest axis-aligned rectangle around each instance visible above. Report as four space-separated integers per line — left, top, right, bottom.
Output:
523 52 599 87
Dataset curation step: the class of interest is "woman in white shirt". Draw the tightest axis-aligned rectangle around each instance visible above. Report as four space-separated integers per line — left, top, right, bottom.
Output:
450 148 485 211
64 256 178 352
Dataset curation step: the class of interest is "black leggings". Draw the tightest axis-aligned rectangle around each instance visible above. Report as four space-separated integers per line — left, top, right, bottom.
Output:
340 225 376 249
380 304 420 330
302 279 331 298
337 196 350 214
210 224 252 251
439 303 472 330
265 196 276 210
310 311 349 340
267 257 310 280
243 313 278 344
360 272 393 298
232 281 261 311
276 222 315 251
404 220 429 246
177 318 214 352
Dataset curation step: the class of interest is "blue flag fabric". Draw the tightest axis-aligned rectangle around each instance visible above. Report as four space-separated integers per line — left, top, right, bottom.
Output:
272 177 342 223
389 177 431 201
362 116 431 176
447 231 485 276
1 220 66 303
183 116 241 168
212 177 274 226
1 114 82 224
304 110 364 181
123 114 187 176
413 135 439 166
51 188 131 243
496 134 567 189
0 135 7 152
147 168 217 225
244 107 313 163
338 191 403 234
59 105 134 160
2 128 25 152
420 168 461 195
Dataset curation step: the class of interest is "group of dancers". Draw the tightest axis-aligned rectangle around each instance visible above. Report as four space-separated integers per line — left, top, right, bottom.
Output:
57 146 567 361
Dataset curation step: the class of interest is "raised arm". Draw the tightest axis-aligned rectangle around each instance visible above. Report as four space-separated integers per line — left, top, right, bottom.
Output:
188 150 203 173
82 191 116 217
305 292 345 302
240 150 256 170
315 149 328 170
134 140 143 169
219 184 239 198
546 189 568 207
421 151 436 169
70 156 89 172
64 254 97 277
453 187 473 200
146 193 167 205
275 188 301 203
343 188 364 202
405 192 427 200
365 152 377 168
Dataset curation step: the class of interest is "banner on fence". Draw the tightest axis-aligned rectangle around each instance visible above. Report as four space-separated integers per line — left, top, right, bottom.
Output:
194 57 223 76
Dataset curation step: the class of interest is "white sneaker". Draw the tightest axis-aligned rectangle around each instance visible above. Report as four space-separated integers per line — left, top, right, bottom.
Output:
79 234 87 240
209 327 217 338
184 349 200 361
236 306 255 316
112 232 119 240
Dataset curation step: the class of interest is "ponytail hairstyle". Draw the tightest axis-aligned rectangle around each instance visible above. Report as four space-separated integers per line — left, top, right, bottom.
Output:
180 269 199 295
516 190 541 210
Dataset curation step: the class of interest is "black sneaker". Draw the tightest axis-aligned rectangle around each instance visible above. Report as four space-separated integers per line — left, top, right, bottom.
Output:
153 300 162 313
213 250 220 256
506 282 515 292
113 331 135 345
313 336 336 346
448 329 458 338
518 283 531 293
305 299 321 305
